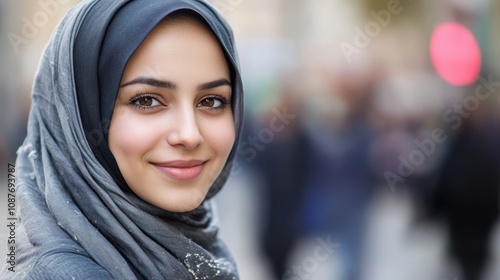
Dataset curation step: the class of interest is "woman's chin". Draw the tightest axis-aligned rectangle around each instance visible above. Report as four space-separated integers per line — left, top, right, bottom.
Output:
152 192 207 213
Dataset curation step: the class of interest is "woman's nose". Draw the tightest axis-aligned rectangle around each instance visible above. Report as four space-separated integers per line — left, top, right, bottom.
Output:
166 107 204 150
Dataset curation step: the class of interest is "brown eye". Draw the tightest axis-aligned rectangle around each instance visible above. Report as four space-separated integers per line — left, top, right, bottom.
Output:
138 97 153 106
131 95 161 109
200 98 215 107
197 96 229 111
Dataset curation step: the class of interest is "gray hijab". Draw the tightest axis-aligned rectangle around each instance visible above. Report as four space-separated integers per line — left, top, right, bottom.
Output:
0 0 243 279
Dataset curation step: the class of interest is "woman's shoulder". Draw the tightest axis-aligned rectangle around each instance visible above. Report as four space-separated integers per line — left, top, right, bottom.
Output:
11 251 113 280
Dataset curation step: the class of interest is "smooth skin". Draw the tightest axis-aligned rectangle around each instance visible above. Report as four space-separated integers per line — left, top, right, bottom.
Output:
108 15 235 212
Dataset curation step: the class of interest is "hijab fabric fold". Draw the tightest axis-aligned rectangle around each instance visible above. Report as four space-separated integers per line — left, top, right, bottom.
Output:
0 0 243 279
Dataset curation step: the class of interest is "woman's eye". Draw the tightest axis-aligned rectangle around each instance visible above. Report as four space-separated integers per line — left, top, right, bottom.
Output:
198 95 230 110
199 97 222 108
131 96 160 108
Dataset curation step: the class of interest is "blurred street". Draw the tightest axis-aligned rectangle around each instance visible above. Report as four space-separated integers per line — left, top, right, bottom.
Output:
216 172 500 280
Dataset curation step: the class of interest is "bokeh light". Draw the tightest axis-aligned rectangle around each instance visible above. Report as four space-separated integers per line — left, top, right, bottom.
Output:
430 22 482 86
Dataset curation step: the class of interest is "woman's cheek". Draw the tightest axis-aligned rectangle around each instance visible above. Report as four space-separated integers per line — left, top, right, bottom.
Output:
202 115 235 157
109 110 161 157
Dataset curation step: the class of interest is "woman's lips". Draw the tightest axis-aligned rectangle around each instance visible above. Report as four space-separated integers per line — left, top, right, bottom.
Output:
152 160 206 180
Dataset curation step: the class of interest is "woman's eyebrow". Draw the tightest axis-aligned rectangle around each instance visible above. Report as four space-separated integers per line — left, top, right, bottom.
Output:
120 77 176 89
197 78 231 91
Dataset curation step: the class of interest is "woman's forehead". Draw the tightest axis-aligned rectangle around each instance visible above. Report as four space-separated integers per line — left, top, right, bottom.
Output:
121 14 230 85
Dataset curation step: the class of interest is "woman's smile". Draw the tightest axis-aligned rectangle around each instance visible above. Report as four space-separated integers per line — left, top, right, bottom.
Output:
152 160 208 180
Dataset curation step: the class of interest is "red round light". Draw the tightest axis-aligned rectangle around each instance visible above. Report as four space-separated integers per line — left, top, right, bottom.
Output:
430 22 481 86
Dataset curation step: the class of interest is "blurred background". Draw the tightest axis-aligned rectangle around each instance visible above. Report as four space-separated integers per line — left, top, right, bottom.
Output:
1 0 500 279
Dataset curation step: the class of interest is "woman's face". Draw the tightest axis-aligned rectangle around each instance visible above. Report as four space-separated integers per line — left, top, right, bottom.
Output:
108 16 235 212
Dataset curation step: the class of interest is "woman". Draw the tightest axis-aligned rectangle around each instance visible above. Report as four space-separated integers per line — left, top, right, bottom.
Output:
0 0 243 279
